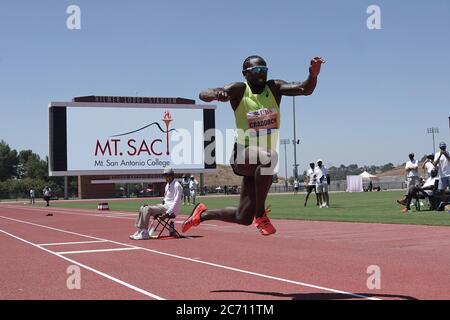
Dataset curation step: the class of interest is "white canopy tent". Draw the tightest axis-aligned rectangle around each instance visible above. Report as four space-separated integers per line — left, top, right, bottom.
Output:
347 172 378 192
359 171 377 180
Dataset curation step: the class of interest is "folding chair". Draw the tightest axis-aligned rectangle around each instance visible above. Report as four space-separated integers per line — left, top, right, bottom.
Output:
415 180 439 212
148 213 182 239
413 193 429 212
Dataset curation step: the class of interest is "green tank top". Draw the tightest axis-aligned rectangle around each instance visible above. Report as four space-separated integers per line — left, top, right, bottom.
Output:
234 82 280 149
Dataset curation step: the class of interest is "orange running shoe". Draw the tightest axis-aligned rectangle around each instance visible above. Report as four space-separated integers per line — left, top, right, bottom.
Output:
182 203 207 233
253 205 271 224
253 206 276 236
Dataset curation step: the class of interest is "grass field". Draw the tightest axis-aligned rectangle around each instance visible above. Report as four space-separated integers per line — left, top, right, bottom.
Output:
41 191 450 227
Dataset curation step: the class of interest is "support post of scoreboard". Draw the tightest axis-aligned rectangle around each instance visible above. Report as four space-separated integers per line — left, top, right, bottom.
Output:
200 173 205 195
64 176 68 200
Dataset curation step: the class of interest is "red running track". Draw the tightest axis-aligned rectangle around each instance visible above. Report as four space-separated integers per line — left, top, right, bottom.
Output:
0 203 449 300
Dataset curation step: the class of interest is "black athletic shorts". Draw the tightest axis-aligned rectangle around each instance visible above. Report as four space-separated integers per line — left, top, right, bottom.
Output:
230 143 274 177
230 143 245 177
306 185 316 193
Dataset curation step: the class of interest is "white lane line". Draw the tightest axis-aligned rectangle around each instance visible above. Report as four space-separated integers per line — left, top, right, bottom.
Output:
1 204 217 226
0 228 164 300
0 215 380 300
57 247 141 255
174 221 218 227
38 240 108 246
134 250 382 301
0 215 105 241
102 215 134 218
0 205 136 220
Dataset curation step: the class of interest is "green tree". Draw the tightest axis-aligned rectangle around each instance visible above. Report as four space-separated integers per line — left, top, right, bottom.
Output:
18 150 48 180
0 140 18 181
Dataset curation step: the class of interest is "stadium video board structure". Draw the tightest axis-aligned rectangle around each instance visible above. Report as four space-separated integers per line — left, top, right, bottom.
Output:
48 96 216 198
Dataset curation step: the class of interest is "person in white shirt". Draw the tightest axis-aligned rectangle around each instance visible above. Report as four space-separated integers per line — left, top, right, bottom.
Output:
314 159 329 208
304 162 319 207
397 169 439 212
293 179 299 194
422 154 436 179
130 167 183 240
434 142 450 192
29 189 35 205
181 175 190 205
42 186 52 207
405 153 420 194
189 175 199 205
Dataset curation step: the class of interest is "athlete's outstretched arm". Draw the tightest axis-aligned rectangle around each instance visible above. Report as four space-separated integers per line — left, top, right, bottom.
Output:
199 87 228 102
276 57 325 96
199 82 244 102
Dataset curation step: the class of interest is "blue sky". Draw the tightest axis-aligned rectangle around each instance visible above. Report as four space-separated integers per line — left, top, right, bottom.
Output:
0 0 449 177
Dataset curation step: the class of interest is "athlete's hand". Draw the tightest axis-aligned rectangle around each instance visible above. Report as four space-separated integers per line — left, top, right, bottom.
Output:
216 89 229 102
309 57 325 77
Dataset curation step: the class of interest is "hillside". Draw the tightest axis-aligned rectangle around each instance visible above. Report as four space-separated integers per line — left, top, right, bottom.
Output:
376 161 429 177
199 161 426 186
201 165 242 187
376 166 406 177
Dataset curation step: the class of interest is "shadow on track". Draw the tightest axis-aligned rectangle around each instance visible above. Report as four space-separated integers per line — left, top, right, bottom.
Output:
211 289 418 300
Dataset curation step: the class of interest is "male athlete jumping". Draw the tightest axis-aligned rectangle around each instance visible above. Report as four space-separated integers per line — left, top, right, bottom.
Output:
182 55 324 235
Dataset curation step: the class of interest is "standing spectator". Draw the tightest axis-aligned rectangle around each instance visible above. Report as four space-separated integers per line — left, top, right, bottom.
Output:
433 142 450 193
315 159 329 208
405 153 420 193
293 179 299 195
304 162 319 206
189 175 199 205
29 188 35 205
181 175 190 205
42 186 52 207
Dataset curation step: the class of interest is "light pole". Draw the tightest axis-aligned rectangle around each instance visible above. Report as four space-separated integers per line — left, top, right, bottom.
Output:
292 97 300 179
280 139 290 191
427 127 439 153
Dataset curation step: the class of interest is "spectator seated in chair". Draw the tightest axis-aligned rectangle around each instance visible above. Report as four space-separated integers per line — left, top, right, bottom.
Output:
130 167 183 240
396 169 439 213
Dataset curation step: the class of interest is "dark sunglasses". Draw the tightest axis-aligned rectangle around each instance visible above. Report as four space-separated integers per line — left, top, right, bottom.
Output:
244 66 268 74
